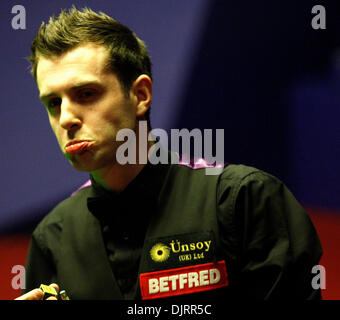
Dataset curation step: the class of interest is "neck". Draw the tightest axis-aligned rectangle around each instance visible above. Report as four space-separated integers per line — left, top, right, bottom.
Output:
91 133 154 192
91 161 146 192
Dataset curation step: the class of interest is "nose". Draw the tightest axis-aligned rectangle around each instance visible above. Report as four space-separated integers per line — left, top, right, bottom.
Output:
59 98 82 131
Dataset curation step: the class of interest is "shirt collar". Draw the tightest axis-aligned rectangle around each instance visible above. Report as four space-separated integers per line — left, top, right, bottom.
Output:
87 156 171 229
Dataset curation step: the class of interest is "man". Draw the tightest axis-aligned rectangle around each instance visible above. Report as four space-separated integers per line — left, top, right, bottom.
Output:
18 7 322 300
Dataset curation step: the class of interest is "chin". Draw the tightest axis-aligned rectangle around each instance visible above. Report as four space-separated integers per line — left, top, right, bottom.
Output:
68 153 117 173
66 153 96 172
69 161 94 172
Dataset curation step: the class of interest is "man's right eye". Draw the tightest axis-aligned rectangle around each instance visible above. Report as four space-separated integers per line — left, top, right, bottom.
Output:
47 98 62 108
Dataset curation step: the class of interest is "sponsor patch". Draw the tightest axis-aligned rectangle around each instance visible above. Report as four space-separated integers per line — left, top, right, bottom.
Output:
139 260 228 300
144 231 216 271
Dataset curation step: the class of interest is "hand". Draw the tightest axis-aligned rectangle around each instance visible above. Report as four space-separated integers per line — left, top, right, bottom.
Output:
15 283 59 300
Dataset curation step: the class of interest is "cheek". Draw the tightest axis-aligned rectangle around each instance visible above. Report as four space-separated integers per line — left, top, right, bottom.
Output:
48 120 64 147
49 122 58 138
117 101 138 129
101 104 136 131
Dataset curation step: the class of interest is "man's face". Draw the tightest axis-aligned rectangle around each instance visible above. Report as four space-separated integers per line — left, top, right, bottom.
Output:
37 43 138 172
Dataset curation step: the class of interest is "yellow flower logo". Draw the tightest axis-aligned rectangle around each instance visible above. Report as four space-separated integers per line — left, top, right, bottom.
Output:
150 243 171 262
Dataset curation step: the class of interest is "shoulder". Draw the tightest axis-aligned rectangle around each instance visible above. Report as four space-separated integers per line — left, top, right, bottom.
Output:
170 160 278 183
215 164 292 251
217 164 283 201
219 163 280 186
216 163 289 222
166 161 283 201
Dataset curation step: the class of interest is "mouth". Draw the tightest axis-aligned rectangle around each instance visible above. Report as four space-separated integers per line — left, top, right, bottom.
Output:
65 140 93 154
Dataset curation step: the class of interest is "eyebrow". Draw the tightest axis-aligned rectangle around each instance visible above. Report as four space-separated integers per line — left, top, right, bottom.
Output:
39 80 103 101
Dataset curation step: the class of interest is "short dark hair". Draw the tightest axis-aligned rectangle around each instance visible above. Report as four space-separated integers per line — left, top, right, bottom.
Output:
29 6 152 124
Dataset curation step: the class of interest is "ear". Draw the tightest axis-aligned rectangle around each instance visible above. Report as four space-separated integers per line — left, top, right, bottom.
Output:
131 75 152 118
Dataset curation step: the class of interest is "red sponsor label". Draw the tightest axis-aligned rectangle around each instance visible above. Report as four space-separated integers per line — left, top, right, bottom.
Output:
139 260 228 300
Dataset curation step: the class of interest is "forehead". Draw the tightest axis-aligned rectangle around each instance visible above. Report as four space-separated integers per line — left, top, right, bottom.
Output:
36 43 111 94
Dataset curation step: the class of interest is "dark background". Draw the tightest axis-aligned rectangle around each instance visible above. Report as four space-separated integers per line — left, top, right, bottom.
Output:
0 0 339 299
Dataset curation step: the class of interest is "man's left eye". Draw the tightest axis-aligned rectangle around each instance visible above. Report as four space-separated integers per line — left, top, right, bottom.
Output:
78 90 96 100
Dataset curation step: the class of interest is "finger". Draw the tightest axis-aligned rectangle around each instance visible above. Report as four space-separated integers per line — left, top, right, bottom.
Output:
46 296 58 300
49 283 59 293
15 288 43 300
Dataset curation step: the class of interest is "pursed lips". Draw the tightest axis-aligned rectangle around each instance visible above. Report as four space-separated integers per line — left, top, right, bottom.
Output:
65 140 93 154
